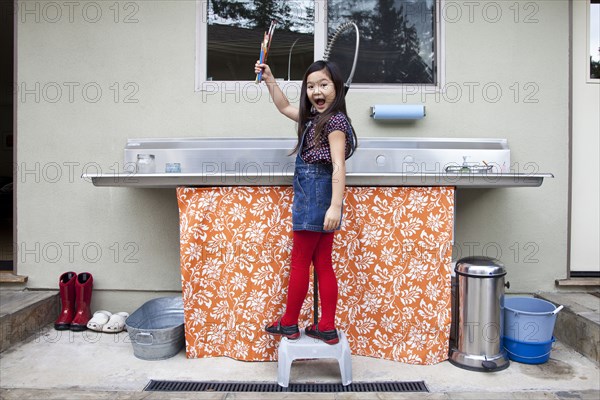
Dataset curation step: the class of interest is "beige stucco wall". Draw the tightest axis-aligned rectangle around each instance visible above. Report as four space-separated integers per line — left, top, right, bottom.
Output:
15 0 569 313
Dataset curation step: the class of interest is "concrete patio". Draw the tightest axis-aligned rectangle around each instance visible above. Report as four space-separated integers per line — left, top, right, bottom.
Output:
0 289 598 399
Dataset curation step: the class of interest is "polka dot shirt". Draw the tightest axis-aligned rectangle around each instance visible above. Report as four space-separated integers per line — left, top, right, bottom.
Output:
301 112 353 164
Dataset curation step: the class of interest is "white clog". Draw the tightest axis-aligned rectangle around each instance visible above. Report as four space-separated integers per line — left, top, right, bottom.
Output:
102 312 129 333
86 310 112 332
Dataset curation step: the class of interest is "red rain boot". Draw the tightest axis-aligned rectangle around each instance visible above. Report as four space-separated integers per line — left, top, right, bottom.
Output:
54 272 77 330
70 272 93 331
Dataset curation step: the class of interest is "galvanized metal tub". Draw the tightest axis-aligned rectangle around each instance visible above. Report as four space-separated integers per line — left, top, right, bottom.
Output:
125 296 185 361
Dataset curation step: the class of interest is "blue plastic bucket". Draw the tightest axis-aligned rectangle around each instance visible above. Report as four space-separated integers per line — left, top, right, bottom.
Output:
504 336 555 364
504 297 563 342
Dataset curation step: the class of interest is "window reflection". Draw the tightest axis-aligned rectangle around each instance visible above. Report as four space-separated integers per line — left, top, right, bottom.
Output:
328 0 436 84
207 0 314 81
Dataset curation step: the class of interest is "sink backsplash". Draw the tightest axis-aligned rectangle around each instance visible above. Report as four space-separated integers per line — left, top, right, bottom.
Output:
124 138 510 175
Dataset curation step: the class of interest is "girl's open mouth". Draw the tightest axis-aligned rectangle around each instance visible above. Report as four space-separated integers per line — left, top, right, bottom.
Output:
315 99 326 107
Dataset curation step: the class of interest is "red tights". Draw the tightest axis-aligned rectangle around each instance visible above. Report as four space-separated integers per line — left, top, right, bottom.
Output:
280 230 338 331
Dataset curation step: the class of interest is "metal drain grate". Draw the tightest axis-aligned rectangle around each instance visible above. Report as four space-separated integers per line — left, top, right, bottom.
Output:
144 380 428 393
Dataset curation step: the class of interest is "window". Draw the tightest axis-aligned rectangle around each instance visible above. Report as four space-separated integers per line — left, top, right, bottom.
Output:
590 0 600 80
196 0 439 89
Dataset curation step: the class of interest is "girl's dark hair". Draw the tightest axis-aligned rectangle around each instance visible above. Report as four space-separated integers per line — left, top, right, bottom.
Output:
292 60 357 157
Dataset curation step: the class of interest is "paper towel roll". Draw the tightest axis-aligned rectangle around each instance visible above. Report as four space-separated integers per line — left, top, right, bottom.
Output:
370 104 426 120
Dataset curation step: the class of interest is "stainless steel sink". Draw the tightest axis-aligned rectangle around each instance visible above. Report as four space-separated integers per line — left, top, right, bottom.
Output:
124 137 510 175
84 137 552 188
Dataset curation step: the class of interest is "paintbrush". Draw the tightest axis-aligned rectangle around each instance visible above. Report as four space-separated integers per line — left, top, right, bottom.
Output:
256 21 277 83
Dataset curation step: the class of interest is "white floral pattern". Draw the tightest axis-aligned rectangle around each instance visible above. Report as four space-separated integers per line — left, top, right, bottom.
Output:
178 186 454 364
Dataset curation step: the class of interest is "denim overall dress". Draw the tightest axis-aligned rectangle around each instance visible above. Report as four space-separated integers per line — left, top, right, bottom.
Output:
292 121 345 232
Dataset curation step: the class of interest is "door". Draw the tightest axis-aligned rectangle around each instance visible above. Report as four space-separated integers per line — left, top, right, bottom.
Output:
570 0 600 276
0 0 14 272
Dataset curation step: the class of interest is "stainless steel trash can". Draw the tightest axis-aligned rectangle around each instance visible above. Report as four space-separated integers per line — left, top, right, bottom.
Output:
449 256 510 371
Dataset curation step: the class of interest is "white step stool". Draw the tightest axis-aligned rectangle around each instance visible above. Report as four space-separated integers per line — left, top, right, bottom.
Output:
277 330 352 388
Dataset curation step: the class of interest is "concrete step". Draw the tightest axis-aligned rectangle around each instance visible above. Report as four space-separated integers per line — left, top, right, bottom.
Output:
536 292 600 364
0 289 59 353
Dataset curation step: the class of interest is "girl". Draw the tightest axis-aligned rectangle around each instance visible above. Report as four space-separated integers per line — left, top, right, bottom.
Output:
254 60 357 345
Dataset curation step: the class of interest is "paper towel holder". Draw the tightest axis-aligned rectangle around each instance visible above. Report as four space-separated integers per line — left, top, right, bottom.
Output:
370 104 426 120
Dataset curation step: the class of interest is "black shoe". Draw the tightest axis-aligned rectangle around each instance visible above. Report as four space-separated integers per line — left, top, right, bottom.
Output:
305 324 339 345
265 320 300 340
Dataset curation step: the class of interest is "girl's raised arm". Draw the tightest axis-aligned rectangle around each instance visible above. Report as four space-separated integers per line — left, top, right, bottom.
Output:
255 62 299 122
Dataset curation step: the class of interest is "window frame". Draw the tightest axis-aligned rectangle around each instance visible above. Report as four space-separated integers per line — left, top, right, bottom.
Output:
195 0 445 93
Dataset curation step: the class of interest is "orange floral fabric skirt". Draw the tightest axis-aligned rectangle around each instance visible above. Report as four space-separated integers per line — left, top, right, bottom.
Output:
177 186 454 364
